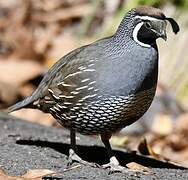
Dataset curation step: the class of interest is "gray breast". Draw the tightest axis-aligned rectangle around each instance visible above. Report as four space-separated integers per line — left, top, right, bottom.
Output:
50 87 155 135
94 45 158 97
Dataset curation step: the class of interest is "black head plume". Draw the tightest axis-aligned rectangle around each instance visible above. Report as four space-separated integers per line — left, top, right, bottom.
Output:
165 17 180 34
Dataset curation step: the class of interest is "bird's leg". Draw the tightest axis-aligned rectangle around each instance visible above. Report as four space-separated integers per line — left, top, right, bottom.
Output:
67 128 98 167
67 128 79 166
101 133 128 173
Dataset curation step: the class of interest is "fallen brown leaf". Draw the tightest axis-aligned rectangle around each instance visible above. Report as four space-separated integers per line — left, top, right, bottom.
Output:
33 4 92 23
34 23 60 56
0 168 55 180
22 169 55 179
10 109 56 127
0 81 20 108
2 23 37 60
110 136 129 147
161 147 188 168
175 113 188 135
138 137 169 162
0 60 44 85
138 137 150 156
151 113 173 136
19 84 36 98
46 32 80 67
126 162 151 174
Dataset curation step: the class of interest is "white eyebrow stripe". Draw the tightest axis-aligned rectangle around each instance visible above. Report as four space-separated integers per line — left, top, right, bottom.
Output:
132 22 151 48
134 15 162 21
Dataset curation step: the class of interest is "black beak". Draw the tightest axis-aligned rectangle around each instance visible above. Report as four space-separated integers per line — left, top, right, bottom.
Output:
154 21 167 41
159 29 167 41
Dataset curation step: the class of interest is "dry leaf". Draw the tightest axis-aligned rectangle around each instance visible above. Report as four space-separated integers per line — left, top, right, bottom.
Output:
22 169 55 179
0 168 55 180
138 137 169 162
0 81 20 107
19 84 36 98
33 4 92 23
175 113 188 134
138 137 150 156
161 147 188 168
126 162 151 174
10 109 56 126
110 136 129 147
6 27 37 60
151 113 173 135
46 32 78 66
0 60 43 85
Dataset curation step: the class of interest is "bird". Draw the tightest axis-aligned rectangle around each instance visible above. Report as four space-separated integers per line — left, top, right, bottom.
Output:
9 6 179 172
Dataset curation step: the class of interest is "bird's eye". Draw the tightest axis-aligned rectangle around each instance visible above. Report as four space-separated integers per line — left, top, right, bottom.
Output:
145 22 152 29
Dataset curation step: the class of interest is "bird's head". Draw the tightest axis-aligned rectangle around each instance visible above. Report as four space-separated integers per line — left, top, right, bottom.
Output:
115 6 180 48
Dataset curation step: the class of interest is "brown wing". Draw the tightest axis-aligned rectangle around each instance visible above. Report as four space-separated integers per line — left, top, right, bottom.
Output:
35 44 103 113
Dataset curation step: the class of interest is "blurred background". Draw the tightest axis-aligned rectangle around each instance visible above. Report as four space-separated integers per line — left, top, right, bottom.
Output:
0 0 188 167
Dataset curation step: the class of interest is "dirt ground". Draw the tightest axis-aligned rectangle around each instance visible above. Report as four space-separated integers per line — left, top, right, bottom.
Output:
0 113 187 180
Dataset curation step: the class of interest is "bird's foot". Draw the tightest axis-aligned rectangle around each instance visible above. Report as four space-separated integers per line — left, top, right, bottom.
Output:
102 156 130 174
67 149 99 168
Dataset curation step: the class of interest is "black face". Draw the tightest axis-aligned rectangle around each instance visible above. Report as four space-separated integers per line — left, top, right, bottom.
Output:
135 19 167 46
137 21 159 45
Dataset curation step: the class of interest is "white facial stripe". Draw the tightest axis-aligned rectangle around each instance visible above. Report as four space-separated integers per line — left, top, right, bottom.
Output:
134 15 161 21
133 22 151 48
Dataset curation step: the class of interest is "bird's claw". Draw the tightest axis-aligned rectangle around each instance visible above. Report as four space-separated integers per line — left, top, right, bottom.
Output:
67 149 99 168
102 156 130 174
102 163 126 174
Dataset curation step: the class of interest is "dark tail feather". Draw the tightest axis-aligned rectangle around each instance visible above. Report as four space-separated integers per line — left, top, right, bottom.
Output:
8 96 35 113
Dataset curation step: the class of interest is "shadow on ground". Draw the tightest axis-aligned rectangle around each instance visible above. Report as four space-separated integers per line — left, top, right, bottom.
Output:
16 139 186 169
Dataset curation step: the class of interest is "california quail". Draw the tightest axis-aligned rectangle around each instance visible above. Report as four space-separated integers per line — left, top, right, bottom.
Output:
9 6 179 172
